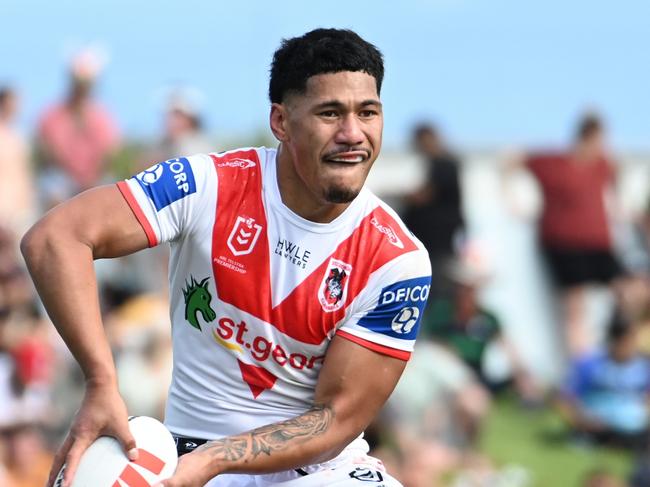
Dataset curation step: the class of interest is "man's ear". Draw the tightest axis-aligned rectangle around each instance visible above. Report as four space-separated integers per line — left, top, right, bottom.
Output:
270 103 289 142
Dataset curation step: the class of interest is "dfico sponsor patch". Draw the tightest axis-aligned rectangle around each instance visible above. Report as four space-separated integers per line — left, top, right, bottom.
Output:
357 276 431 339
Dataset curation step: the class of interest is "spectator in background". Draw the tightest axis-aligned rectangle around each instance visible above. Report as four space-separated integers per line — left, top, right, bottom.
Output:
378 340 491 486
154 88 212 161
120 87 214 296
37 48 120 207
0 228 54 430
401 123 465 297
523 113 624 358
424 259 540 402
0 227 33 319
582 468 626 487
557 311 650 449
0 86 35 236
1 424 53 487
104 291 173 420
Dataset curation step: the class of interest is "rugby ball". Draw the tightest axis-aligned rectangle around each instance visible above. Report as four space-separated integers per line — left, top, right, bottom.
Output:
54 416 178 487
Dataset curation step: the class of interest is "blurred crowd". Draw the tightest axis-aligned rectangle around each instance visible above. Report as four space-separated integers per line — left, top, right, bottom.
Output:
3 50 650 487
367 118 650 487
0 49 206 486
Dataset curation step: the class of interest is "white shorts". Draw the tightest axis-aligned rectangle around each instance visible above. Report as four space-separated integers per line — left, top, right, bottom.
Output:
204 451 402 487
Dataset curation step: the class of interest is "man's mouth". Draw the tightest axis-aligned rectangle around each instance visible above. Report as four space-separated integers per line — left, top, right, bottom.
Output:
323 151 369 164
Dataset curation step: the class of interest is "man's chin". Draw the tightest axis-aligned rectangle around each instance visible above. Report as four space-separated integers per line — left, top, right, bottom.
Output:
323 186 360 204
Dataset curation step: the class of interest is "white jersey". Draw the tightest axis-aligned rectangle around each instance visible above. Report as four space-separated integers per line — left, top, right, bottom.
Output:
117 147 431 454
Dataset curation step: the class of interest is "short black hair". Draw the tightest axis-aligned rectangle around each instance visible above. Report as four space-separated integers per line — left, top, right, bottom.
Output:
269 28 384 104
575 112 603 142
0 85 14 107
413 122 438 141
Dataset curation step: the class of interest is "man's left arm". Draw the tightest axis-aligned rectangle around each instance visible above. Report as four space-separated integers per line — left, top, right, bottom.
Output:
156 335 406 486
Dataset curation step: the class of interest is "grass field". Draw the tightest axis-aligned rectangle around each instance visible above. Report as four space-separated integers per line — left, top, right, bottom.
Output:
479 397 633 487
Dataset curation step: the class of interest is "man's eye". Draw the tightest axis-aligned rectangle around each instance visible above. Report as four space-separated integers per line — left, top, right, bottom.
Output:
359 110 378 118
319 111 338 118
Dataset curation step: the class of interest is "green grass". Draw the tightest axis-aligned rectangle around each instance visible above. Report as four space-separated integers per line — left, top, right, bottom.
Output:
479 397 633 487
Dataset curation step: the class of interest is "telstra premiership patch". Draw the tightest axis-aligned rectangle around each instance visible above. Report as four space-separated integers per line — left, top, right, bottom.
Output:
357 276 431 340
135 157 197 211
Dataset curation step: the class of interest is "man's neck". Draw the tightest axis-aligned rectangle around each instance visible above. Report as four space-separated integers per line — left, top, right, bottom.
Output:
571 143 603 163
275 145 351 224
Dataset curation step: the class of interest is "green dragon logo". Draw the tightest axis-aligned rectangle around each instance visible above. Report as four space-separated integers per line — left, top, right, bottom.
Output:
182 276 216 331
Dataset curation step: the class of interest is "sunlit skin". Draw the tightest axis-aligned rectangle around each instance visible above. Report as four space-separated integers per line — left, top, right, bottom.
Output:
270 71 383 223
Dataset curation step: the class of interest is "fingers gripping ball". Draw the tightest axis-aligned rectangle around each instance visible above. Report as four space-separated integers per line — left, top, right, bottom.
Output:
54 416 178 487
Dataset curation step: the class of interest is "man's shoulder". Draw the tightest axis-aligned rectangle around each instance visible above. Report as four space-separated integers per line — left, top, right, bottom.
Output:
174 146 271 176
38 103 67 129
572 349 609 371
363 190 429 257
526 151 567 167
433 152 461 168
208 146 274 163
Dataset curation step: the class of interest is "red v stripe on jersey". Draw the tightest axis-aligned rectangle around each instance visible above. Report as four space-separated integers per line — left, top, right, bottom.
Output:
271 206 418 344
211 151 418 345
238 359 278 398
211 150 273 322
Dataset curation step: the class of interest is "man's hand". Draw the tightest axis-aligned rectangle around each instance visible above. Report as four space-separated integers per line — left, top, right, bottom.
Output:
153 449 215 487
47 381 138 487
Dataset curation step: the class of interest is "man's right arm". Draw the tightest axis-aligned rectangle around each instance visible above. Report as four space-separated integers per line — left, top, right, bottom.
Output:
20 184 150 487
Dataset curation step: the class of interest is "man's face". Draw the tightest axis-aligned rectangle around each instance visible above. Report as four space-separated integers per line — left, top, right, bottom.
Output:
611 330 638 362
272 71 383 217
0 92 18 121
415 130 441 157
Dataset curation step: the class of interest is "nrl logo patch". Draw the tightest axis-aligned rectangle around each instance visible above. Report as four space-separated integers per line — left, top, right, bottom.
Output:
183 276 216 331
227 216 263 256
318 258 352 312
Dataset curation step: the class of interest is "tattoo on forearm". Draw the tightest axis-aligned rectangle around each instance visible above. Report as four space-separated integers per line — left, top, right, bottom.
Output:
197 404 334 465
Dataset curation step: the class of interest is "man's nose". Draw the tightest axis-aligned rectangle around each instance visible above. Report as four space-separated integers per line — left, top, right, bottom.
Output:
335 114 364 146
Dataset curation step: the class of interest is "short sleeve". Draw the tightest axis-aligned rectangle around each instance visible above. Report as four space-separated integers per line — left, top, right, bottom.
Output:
526 153 544 179
116 154 216 246
336 249 432 361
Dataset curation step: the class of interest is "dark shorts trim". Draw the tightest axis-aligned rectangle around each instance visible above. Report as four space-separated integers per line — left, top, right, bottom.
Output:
542 246 622 288
174 435 208 456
